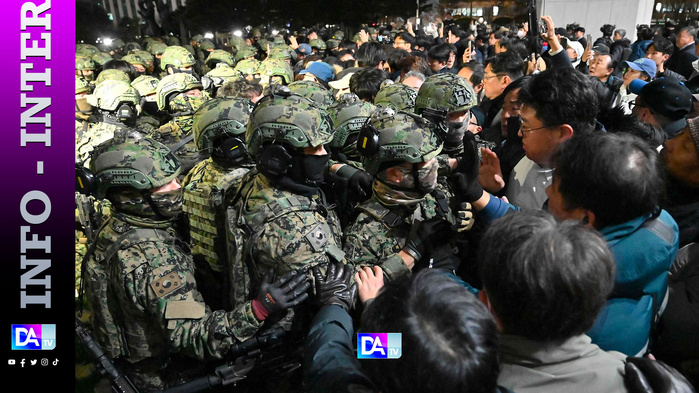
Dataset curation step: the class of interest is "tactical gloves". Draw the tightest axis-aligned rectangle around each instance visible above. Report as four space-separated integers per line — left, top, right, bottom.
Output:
312 261 357 312
252 269 310 321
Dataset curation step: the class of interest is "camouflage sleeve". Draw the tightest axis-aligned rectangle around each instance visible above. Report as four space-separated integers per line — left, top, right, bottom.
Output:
118 242 263 359
342 214 411 280
251 210 343 277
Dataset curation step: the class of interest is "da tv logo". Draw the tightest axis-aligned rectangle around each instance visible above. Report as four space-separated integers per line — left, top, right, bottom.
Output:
11 324 56 350
357 333 401 359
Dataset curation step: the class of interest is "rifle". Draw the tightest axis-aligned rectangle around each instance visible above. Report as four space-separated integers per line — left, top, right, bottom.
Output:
157 326 287 393
75 317 140 393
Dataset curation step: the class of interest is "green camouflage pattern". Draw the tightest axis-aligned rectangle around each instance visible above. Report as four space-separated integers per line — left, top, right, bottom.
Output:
76 75 92 94
182 158 252 273
205 63 243 79
235 46 258 61
205 49 236 67
133 49 154 64
309 38 327 50
374 82 419 112
77 43 100 57
267 46 294 61
94 69 131 86
245 91 334 157
326 39 340 50
156 73 204 111
75 122 131 167
414 73 477 115
88 136 181 198
359 108 443 175
76 55 97 71
91 51 113 67
287 80 335 110
199 39 216 51
327 93 376 160
147 41 168 56
160 45 197 69
192 97 253 151
87 79 140 111
257 58 293 87
233 58 260 76
135 115 162 135
85 213 262 392
342 192 449 281
122 53 146 67
131 75 160 97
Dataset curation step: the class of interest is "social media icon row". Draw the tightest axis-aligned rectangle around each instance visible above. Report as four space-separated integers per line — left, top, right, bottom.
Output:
8 358 58 367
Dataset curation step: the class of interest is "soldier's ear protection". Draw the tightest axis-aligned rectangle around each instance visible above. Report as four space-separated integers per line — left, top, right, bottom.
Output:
116 103 136 123
76 165 97 196
357 120 381 157
212 136 249 166
257 144 293 178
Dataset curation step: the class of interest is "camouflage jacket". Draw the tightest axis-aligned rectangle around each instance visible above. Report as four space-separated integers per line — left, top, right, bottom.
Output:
226 173 345 306
85 213 261 390
342 190 451 281
152 119 203 178
76 121 134 166
182 158 253 273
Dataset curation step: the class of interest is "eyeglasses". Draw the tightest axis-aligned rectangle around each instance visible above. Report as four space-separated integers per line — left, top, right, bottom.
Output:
482 73 506 80
518 117 551 134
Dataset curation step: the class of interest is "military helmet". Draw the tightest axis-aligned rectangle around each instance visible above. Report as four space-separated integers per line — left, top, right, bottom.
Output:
234 58 260 76
133 49 154 64
76 75 92 95
205 63 243 80
190 34 204 43
246 89 334 157
309 38 327 51
87 79 140 111
111 38 126 49
257 58 293 86
76 55 96 71
200 39 216 51
131 75 160 97
414 73 477 116
267 47 293 61
76 44 100 57
205 49 236 68
91 52 113 67
121 53 146 68
147 41 168 56
156 73 203 111
236 45 258 61
88 135 181 199
358 108 442 175
192 97 253 151
287 80 335 110
94 69 131 86
160 45 197 70
167 36 181 46
125 42 142 51
328 93 376 152
326 39 340 50
374 83 419 112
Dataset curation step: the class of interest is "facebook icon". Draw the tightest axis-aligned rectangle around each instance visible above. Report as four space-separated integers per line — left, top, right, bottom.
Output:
357 333 402 359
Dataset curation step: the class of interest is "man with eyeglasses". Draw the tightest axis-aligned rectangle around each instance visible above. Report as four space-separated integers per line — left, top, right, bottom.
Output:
478 52 523 141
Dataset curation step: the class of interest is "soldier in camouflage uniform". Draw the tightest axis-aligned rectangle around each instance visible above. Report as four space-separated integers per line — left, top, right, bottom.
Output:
342 108 467 282
75 75 95 141
121 53 148 77
414 72 483 283
373 81 419 112
234 57 261 82
94 68 132 87
152 73 208 178
225 89 346 317
201 48 235 75
287 79 335 110
131 74 164 135
82 134 310 392
182 97 255 310
160 45 199 79
76 55 97 82
76 79 141 166
257 57 293 93
203 63 244 98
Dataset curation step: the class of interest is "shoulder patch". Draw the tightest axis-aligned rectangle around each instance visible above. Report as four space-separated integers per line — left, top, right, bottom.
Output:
150 272 183 298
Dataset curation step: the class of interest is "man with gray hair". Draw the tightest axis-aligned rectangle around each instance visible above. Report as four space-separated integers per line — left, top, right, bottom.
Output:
610 29 632 78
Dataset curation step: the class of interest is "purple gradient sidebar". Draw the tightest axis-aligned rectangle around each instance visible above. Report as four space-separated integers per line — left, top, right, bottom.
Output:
0 0 75 388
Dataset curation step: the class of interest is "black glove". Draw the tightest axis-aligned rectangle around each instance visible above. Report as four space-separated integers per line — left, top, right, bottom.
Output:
404 217 453 262
312 262 357 312
336 164 373 202
417 242 460 273
624 356 695 393
255 269 311 316
453 131 485 203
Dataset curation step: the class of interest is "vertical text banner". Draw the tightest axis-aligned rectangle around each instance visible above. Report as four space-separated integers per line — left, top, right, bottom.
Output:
0 0 75 389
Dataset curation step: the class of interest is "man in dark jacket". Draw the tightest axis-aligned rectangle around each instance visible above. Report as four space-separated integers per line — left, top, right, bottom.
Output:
667 26 699 80
610 29 632 78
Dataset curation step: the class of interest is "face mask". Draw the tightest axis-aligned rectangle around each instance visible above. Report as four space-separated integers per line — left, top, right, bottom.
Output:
289 153 330 186
149 188 184 219
444 120 468 147
377 159 439 203
517 30 525 38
